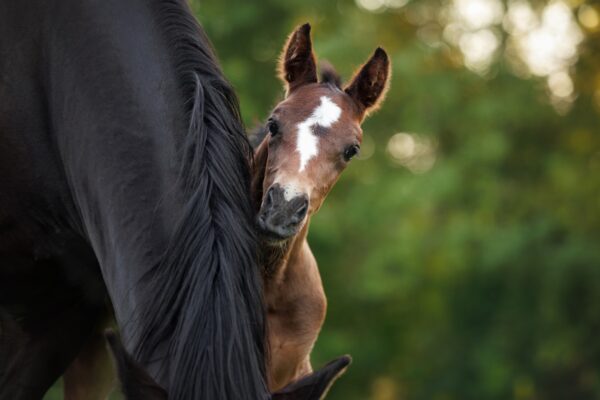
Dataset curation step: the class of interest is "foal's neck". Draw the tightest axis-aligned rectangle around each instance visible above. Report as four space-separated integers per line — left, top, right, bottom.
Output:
260 219 310 283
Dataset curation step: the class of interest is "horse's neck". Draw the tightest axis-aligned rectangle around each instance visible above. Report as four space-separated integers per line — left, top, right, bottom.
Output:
49 0 184 314
45 2 191 385
36 1 269 397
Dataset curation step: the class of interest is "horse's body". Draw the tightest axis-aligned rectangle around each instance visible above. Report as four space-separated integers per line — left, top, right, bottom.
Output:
0 1 268 398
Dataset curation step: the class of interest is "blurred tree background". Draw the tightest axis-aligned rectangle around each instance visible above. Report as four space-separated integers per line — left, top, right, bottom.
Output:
44 0 600 399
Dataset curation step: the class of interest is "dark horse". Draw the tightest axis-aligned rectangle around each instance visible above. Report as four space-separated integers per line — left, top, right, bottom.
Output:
0 0 348 399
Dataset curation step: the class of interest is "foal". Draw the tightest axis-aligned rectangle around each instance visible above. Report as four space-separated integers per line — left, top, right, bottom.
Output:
252 24 390 391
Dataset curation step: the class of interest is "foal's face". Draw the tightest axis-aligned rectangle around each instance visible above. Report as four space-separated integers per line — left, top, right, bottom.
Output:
257 86 362 240
256 24 390 241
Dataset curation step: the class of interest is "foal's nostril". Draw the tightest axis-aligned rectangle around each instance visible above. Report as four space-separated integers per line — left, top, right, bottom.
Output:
291 199 308 223
265 187 275 209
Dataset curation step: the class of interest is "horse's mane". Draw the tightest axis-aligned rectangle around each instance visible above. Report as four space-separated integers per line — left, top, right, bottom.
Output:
133 1 268 398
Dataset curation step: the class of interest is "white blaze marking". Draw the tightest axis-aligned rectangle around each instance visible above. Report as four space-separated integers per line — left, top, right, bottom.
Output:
273 176 306 202
296 96 341 172
282 184 303 201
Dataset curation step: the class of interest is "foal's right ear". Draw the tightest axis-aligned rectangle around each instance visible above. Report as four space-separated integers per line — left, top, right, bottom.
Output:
273 355 352 400
279 23 318 95
105 330 168 400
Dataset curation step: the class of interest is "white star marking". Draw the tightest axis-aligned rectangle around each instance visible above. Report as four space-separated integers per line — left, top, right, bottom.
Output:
296 96 341 172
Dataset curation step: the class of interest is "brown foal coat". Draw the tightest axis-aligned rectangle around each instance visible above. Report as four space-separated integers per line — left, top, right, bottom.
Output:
253 22 390 392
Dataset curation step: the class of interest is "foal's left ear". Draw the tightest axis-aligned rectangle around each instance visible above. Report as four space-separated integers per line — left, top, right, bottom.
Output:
279 23 318 95
272 355 352 400
344 47 390 121
105 330 168 400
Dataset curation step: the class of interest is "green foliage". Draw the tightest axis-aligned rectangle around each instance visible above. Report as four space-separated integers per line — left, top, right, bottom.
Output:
45 0 600 399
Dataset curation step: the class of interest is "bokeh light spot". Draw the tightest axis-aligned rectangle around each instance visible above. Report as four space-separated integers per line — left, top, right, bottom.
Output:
459 29 500 73
387 133 437 174
548 71 574 98
454 0 504 30
356 0 386 13
578 4 600 30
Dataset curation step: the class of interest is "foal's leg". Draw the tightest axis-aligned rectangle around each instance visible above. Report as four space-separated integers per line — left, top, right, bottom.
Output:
63 321 115 400
0 300 103 400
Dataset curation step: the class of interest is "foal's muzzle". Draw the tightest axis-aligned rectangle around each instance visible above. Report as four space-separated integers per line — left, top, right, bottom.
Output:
257 184 308 240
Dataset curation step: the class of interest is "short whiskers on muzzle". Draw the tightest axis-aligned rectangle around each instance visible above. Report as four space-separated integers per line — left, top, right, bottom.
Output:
257 184 309 241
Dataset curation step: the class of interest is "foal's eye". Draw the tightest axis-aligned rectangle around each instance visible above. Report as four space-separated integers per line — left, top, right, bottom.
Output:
343 144 360 161
267 119 279 136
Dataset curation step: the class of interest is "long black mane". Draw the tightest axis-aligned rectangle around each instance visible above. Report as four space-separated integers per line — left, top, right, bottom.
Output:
132 1 267 398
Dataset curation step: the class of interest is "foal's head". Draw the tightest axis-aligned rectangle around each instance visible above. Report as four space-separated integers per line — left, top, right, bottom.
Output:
254 23 390 241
